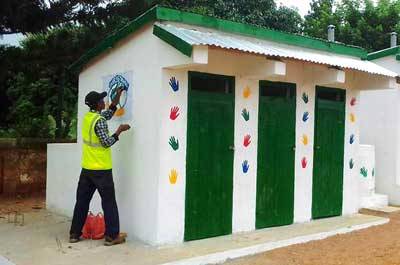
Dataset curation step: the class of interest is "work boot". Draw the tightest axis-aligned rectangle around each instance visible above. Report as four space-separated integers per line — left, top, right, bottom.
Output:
104 233 127 246
69 234 80 243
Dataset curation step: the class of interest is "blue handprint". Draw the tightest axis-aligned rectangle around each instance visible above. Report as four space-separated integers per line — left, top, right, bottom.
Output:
349 134 355 144
242 160 249 173
302 112 309 122
169 77 179 92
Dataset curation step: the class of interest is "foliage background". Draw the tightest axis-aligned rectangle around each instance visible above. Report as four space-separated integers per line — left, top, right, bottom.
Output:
1 0 399 139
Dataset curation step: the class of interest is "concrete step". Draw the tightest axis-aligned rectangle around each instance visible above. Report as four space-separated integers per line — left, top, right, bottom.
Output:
360 193 389 209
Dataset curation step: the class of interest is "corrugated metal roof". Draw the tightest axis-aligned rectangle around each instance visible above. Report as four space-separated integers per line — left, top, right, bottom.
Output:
156 23 398 78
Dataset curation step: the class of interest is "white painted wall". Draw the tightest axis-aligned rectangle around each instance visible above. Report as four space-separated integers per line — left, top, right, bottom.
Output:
358 145 375 198
47 24 192 245
359 55 400 205
154 46 364 243
46 143 102 216
156 69 188 243
48 20 370 245
342 76 361 215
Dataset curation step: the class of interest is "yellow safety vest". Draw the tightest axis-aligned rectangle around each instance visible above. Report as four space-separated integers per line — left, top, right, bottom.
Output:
81 111 112 170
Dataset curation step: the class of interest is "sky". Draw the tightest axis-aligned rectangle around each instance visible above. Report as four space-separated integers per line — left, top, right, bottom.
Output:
1 0 312 47
276 0 311 17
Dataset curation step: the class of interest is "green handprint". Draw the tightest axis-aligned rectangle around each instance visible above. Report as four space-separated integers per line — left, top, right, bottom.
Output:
169 136 179 151
360 167 368 178
241 108 250 121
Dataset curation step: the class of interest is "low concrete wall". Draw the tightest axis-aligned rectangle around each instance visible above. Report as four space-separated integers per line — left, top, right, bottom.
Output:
46 143 102 217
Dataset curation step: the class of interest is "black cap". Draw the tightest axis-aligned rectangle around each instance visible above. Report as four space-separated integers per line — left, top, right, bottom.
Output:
85 91 107 108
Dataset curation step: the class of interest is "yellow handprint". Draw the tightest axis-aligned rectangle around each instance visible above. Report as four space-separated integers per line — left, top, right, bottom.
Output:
350 113 356 123
243 86 251 99
302 134 308 146
169 169 178 184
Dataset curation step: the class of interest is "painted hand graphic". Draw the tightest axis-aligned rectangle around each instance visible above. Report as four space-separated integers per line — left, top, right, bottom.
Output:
169 169 178 184
170 106 180 120
301 157 307 168
349 158 354 169
360 167 368 177
242 160 250 173
243 134 251 147
169 77 179 92
350 113 356 123
169 136 179 151
302 134 308 146
302 112 309 122
302 92 309 104
241 108 250 121
350 97 356 106
349 134 355 144
372 168 375 177
243 86 251 99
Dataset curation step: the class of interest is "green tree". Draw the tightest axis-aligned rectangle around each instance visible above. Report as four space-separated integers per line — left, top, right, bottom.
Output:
303 0 339 39
0 0 113 34
159 0 303 33
304 0 400 52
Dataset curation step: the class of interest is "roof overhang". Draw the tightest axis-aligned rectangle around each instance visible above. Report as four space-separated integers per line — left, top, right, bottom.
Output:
70 6 369 72
367 46 400 61
154 23 398 79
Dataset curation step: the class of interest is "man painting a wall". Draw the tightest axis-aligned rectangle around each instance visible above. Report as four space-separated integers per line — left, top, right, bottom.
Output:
69 88 131 246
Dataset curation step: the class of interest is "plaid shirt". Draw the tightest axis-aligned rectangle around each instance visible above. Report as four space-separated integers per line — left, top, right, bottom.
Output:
92 105 119 148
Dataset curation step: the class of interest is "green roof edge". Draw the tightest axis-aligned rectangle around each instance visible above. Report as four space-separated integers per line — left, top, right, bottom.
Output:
69 7 158 72
70 6 368 72
367 46 400 61
153 24 193 57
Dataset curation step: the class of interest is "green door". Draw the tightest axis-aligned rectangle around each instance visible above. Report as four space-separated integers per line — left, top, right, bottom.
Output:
312 86 345 219
185 72 235 241
256 81 296 229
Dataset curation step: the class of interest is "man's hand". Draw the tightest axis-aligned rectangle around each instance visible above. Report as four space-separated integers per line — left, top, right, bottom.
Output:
115 124 131 136
110 88 123 108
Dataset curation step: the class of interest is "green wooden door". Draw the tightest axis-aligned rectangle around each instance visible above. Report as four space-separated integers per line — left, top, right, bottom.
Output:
256 81 296 229
312 86 345 219
185 72 234 241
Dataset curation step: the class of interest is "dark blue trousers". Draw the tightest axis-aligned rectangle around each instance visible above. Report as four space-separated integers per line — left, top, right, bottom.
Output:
70 169 120 239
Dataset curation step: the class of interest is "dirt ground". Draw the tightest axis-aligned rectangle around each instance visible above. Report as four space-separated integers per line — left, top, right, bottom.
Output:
0 193 45 216
225 209 400 265
2 196 400 265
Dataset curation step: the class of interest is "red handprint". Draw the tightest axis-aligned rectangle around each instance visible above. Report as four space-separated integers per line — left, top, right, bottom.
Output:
350 97 356 106
243 134 251 147
301 157 307 169
170 106 180 120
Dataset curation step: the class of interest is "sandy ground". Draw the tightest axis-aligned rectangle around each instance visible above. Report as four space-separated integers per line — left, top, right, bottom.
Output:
1 196 400 265
224 209 400 265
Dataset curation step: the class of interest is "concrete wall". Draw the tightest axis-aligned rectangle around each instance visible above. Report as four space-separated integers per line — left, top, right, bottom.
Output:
46 143 102 216
358 145 375 203
359 55 400 205
48 21 365 245
47 24 192 244
154 46 362 243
